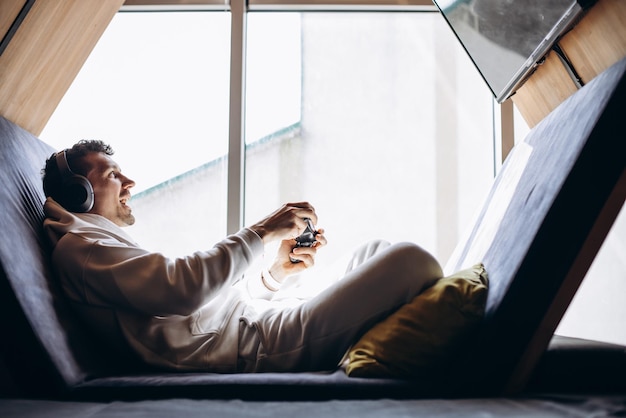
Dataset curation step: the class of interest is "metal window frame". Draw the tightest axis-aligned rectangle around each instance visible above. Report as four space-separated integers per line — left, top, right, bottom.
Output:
227 0 247 234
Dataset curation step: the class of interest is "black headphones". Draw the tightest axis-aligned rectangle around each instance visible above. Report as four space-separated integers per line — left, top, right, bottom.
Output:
55 150 94 213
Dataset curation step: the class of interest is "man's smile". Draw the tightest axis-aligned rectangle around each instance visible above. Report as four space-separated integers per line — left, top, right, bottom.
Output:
120 194 131 207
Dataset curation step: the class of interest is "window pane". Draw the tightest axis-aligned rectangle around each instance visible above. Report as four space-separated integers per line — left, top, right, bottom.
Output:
40 11 231 257
244 12 495 275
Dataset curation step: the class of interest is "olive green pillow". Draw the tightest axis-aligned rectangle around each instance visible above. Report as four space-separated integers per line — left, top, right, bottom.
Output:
346 263 488 378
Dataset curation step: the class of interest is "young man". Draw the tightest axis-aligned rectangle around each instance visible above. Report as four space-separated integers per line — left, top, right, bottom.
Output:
42 140 443 373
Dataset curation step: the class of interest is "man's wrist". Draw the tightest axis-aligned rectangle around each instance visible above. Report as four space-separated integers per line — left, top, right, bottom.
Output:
261 268 282 291
248 224 271 244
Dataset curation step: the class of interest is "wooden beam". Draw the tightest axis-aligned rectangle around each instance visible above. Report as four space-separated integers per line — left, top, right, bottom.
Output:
512 0 626 128
561 0 626 84
512 51 579 128
123 0 228 5
0 0 124 135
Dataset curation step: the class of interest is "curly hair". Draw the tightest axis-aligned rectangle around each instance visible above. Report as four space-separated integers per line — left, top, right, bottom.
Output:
42 140 115 210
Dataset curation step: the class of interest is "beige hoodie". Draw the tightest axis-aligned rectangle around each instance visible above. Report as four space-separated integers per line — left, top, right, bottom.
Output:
43 198 266 372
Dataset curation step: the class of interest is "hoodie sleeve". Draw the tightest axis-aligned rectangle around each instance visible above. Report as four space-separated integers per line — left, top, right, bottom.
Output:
44 199 264 316
52 227 263 316
53 226 264 316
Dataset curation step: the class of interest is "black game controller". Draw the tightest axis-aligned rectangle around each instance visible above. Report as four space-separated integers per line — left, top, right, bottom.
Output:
290 218 317 263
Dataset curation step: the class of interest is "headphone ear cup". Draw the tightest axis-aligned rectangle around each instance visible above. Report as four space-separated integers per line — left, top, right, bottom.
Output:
55 151 94 213
65 175 94 213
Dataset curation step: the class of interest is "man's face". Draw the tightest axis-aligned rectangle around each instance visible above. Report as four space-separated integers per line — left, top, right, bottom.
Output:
82 152 136 227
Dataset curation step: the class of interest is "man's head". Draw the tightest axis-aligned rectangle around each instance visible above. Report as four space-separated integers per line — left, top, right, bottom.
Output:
43 140 136 227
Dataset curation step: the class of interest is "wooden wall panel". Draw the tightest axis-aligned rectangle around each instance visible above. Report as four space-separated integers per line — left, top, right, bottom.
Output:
512 51 579 129
561 0 626 84
0 0 26 44
0 0 124 136
512 0 626 128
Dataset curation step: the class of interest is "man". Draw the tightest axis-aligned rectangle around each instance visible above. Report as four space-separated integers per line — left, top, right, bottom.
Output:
42 140 443 373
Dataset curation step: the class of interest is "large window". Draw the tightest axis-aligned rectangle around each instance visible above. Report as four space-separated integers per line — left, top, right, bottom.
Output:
42 6 495 264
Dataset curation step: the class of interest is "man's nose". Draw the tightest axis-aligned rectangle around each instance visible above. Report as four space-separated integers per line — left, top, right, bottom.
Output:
122 175 136 189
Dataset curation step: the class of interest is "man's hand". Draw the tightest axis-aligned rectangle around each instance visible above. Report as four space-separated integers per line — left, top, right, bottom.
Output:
248 202 318 245
267 228 327 283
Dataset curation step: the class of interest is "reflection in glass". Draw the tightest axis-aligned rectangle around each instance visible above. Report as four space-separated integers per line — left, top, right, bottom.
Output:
435 0 591 101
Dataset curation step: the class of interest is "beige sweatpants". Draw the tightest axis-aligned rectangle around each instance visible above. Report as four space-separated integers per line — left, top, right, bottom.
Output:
237 240 443 372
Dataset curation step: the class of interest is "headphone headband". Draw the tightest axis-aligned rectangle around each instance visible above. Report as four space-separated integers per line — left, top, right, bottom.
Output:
56 150 74 177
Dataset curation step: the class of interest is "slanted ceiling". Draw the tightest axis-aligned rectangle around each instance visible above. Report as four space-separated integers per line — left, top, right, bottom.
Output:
0 0 123 136
0 0 625 136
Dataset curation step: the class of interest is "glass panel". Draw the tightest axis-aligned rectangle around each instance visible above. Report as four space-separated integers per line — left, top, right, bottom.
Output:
244 12 495 284
245 14 302 146
434 0 584 101
40 11 231 258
